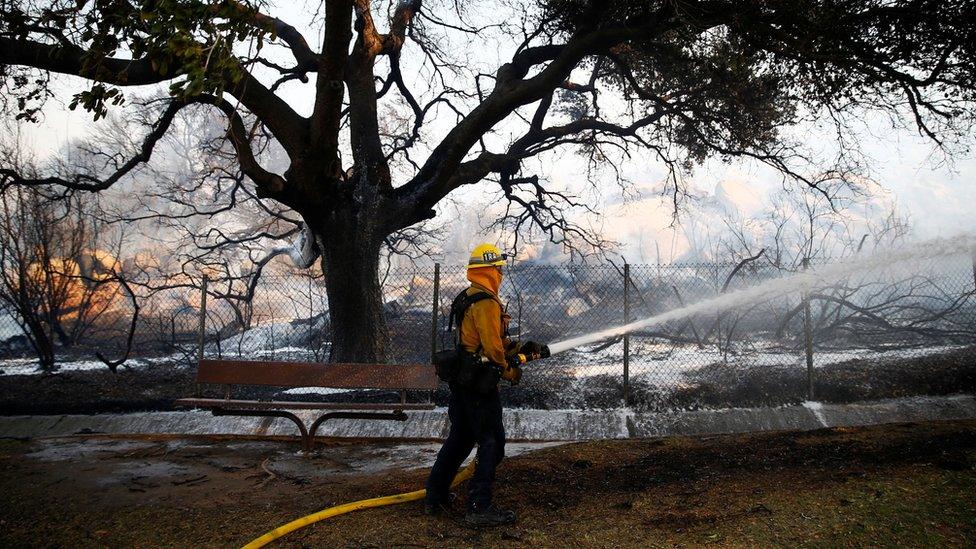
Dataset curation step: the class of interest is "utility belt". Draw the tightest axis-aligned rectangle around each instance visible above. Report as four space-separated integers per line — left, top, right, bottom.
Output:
433 347 500 394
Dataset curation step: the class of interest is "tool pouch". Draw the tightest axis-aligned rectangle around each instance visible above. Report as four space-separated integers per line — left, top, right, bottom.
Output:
455 351 500 394
432 349 460 383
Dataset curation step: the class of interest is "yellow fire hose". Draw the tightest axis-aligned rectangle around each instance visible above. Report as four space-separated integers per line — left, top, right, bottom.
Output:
241 460 477 549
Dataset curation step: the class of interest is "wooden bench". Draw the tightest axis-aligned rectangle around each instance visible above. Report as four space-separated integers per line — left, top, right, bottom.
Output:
175 359 438 451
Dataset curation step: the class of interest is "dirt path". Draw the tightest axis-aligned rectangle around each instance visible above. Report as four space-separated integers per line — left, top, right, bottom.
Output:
2 421 975 547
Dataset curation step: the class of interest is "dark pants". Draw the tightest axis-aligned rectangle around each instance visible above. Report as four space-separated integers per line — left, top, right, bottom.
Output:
425 385 505 510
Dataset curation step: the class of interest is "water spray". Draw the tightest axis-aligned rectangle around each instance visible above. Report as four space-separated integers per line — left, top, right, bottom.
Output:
547 236 975 356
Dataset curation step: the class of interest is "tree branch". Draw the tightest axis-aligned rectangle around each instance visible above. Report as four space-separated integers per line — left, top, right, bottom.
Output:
224 68 308 158
310 0 354 178
394 4 686 219
0 37 181 86
0 99 186 191
193 95 287 197
226 0 318 72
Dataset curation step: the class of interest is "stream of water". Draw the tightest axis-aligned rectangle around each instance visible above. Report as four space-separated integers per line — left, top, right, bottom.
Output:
548 235 976 355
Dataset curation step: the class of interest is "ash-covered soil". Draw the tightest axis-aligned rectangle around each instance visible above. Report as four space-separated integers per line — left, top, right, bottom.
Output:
1 346 974 415
1 420 974 547
0 359 197 415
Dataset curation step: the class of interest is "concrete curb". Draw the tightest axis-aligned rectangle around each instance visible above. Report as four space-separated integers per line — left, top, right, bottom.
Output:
1 394 973 442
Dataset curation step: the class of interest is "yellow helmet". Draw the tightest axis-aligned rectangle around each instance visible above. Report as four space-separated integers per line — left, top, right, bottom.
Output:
467 243 508 269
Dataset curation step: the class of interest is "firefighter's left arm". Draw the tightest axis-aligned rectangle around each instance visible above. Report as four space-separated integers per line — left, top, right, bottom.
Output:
470 300 522 384
470 299 507 367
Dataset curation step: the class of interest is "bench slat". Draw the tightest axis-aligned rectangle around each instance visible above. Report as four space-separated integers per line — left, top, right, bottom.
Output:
175 398 435 411
195 359 438 390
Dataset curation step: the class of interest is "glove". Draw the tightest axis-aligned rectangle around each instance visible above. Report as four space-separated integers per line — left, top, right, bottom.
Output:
505 354 525 385
509 364 523 385
519 341 550 361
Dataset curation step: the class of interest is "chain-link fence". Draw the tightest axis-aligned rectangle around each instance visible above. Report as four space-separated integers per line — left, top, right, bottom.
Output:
2 256 975 410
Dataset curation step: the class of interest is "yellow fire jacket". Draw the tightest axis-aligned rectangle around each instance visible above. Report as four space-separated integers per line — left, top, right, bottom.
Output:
458 273 519 383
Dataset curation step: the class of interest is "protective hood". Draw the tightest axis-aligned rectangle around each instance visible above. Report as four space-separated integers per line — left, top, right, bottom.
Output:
466 266 502 296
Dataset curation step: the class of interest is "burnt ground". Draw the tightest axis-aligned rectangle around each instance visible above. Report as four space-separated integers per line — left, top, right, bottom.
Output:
1 420 975 547
2 346 975 415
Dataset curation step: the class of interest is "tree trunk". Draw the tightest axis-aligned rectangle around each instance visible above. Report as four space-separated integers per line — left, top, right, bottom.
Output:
22 315 55 371
319 231 388 363
51 316 72 347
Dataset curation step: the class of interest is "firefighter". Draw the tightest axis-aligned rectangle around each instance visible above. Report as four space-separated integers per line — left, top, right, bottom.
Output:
424 243 549 526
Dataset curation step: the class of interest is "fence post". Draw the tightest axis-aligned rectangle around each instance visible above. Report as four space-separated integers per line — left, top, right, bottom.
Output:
196 276 208 365
801 259 814 400
430 263 440 362
308 275 314 360
623 263 631 406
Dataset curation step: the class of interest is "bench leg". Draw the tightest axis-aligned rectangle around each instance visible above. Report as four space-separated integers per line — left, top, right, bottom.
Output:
307 411 409 450
211 408 313 452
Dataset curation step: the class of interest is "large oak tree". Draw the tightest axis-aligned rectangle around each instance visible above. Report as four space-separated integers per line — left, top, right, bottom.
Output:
1 0 974 362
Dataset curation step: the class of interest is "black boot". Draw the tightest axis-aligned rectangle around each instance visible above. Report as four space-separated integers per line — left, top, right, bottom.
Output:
465 504 517 526
424 492 457 516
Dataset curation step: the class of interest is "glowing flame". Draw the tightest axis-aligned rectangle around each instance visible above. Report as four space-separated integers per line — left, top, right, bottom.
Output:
23 249 124 322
